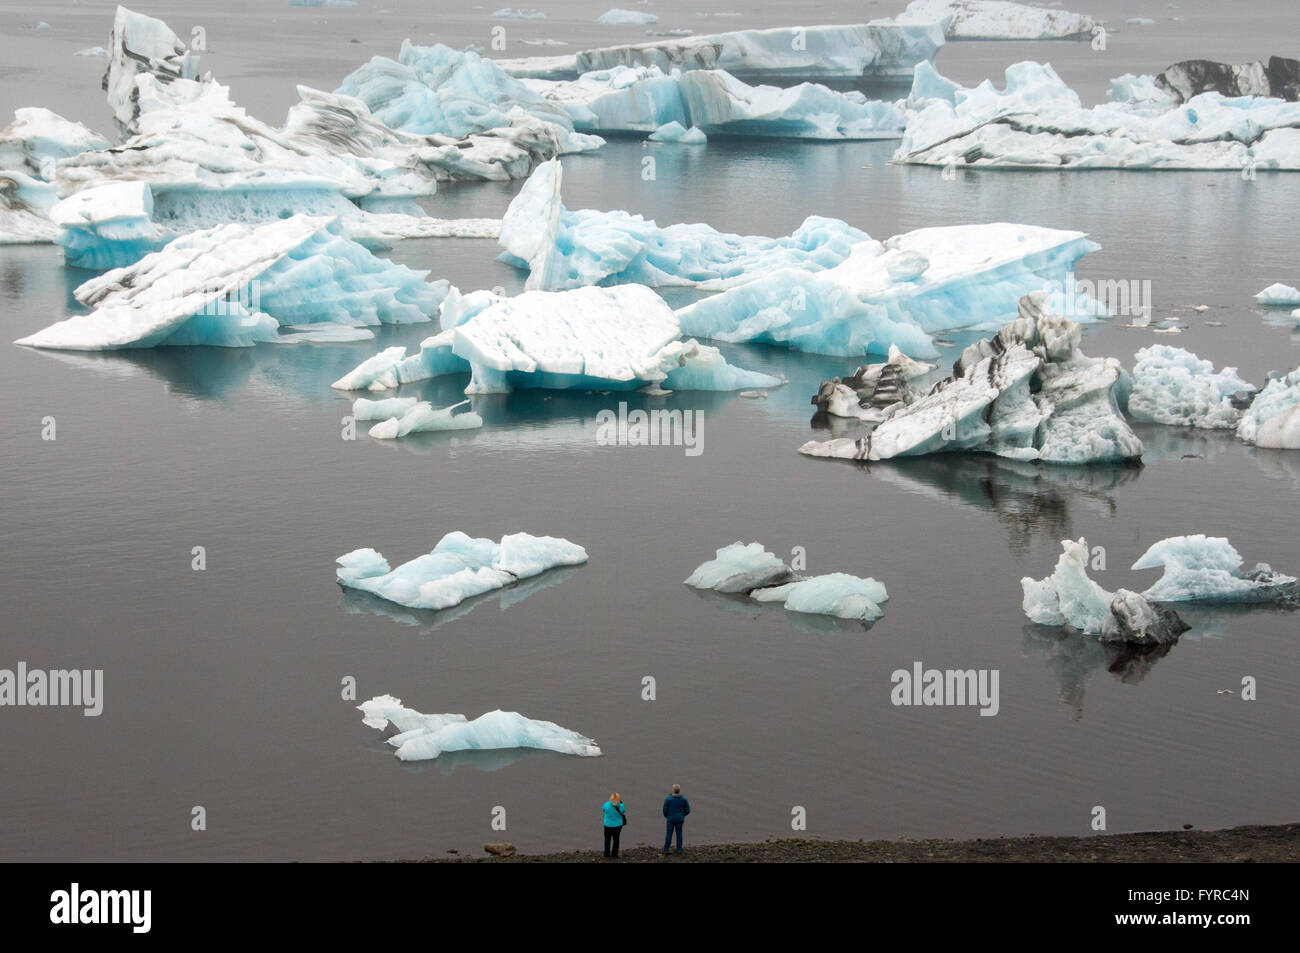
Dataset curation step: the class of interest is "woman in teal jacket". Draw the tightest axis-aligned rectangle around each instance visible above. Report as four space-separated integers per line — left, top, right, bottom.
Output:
601 793 627 858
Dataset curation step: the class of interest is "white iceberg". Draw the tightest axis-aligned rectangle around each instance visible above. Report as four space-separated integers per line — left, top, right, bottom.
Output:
359 695 601 761
799 293 1141 464
352 396 419 420
495 22 946 84
103 6 201 133
367 400 484 439
898 60 1300 170
749 573 889 622
1021 537 1189 644
1127 345 1255 429
648 121 707 143
493 8 546 19
0 107 109 179
683 541 796 593
1237 366 1300 449
674 223 1100 358
498 158 870 292
879 0 1096 40
337 531 588 611
15 215 444 350
1132 535 1299 606
1255 282 1300 306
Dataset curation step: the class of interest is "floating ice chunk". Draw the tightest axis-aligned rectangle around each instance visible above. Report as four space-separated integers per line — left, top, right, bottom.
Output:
683 541 795 593
15 215 443 350
897 60 1300 170
661 339 782 391
677 225 1100 358
496 23 945 84
332 346 409 391
50 181 165 269
812 344 936 418
499 158 870 292
0 171 59 243
1021 537 1187 644
493 8 547 19
337 531 588 610
800 293 1141 463
1126 17 1154 26
103 6 201 133
648 121 707 143
359 696 601 761
0 107 109 179
1254 282 1300 307
1158 57 1300 105
1237 367 1300 449
1128 345 1255 429
750 573 889 622
75 46 108 56
352 396 419 420
596 9 658 25
1132 535 1299 605
367 400 484 438
879 0 1096 40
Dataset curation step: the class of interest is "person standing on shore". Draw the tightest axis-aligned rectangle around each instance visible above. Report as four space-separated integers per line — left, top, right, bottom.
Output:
601 793 627 858
662 784 691 854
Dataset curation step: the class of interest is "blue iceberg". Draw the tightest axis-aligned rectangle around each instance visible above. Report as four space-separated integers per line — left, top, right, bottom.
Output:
1132 535 1299 606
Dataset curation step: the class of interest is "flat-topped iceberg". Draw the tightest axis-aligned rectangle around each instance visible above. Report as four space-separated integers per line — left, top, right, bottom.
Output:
359 695 601 761
1237 366 1300 449
596 9 657 25
522 66 907 139
332 282 781 394
878 0 1096 40
15 215 443 350
1128 345 1255 430
685 541 887 624
495 22 946 83
0 107 109 178
1132 535 1299 606
898 60 1300 170
1021 538 1189 645
337 531 588 611
50 181 164 269
799 293 1141 464
674 223 1100 358
498 159 870 292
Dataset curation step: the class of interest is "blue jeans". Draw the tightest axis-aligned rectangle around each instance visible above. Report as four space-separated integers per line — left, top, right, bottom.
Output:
664 819 684 851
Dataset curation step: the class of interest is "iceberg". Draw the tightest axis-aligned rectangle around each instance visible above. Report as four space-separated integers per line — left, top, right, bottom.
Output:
352 396 419 420
367 400 484 439
749 573 889 622
358 695 601 761
495 22 946 84
1254 282 1300 306
1237 366 1300 449
596 9 657 25
683 541 797 593
812 344 936 419
1021 538 1189 645
1132 535 1299 607
0 171 59 243
1127 345 1255 430
499 158 871 292
49 181 164 269
878 0 1096 40
1157 57 1300 105
898 60 1300 170
0 107 109 179
337 531 588 611
674 224 1101 358
493 8 546 18
15 215 444 350
102 6 202 133
799 293 1142 464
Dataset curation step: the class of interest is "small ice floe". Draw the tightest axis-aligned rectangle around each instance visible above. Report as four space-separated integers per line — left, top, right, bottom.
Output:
648 121 707 143
1255 282 1300 307
75 46 108 57
1128 345 1255 429
359 695 600 761
1192 305 1209 313
1237 366 1300 449
811 344 935 421
685 542 887 623
596 9 658 25
366 400 484 439
337 531 588 611
1132 536 1299 607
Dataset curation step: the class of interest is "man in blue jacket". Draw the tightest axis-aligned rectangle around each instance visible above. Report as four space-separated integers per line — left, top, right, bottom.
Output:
662 784 691 854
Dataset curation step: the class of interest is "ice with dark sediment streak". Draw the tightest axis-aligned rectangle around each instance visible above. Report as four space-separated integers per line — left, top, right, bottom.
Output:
798 293 1142 464
812 344 936 421
1132 536 1300 606
359 695 601 761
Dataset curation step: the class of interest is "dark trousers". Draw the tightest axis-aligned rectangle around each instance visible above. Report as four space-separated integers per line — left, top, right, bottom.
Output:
603 825 622 857
664 819 684 851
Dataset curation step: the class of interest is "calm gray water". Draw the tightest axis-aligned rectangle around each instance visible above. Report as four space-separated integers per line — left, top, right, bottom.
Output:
1 1 1298 861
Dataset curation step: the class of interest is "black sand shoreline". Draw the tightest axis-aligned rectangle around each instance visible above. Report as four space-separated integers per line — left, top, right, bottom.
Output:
415 823 1300 863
